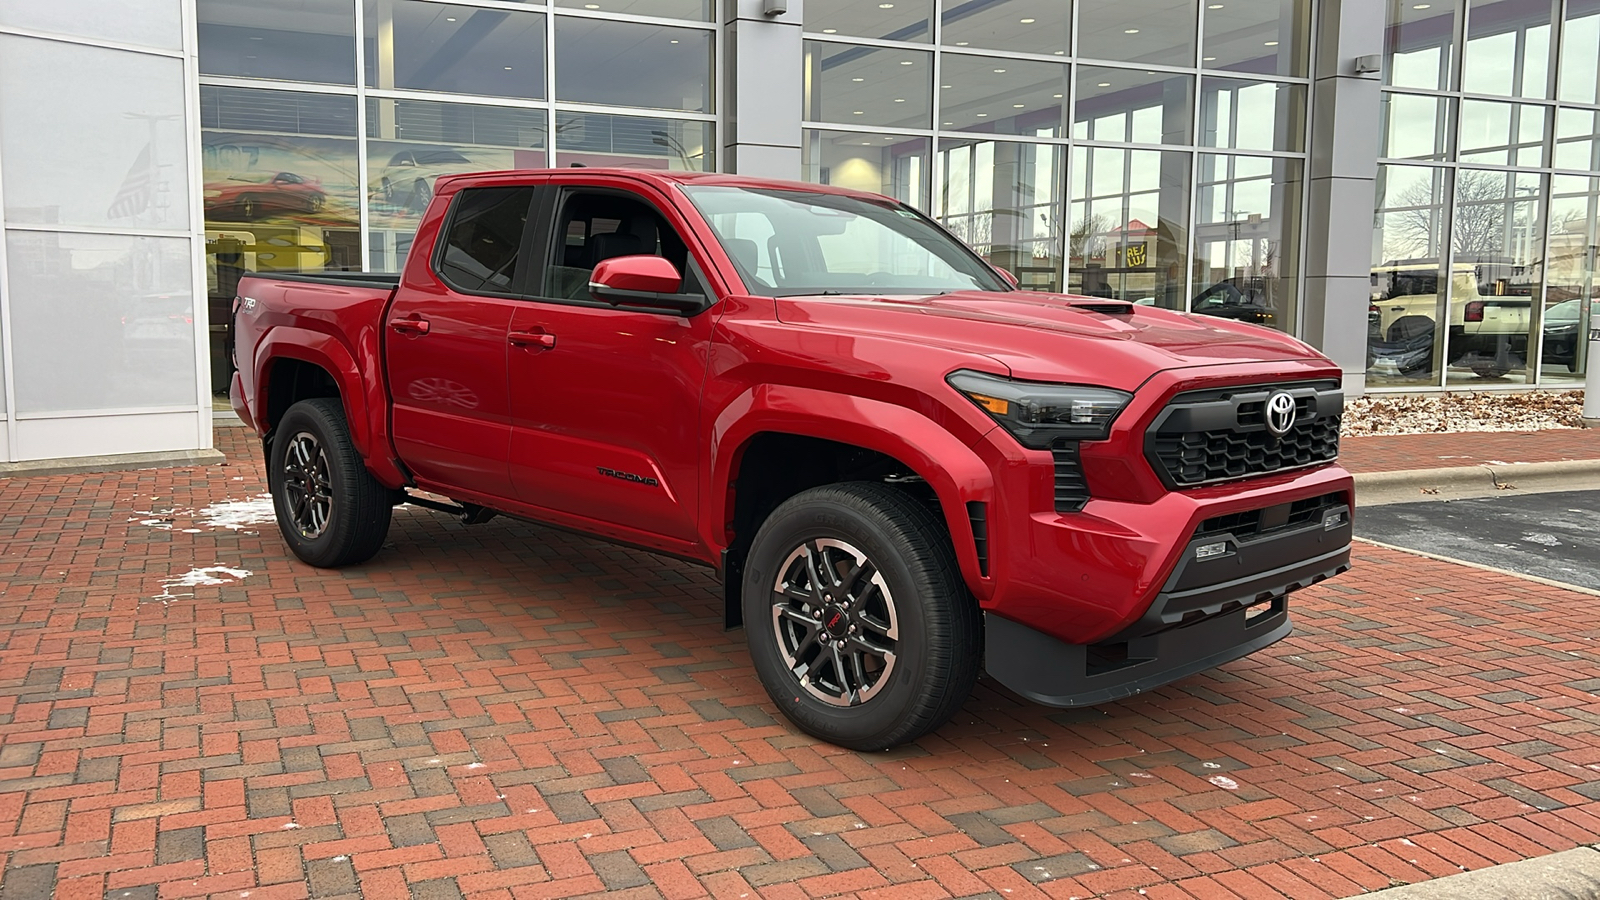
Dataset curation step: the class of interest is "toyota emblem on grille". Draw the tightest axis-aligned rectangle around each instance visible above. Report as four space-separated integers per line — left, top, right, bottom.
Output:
1265 391 1297 436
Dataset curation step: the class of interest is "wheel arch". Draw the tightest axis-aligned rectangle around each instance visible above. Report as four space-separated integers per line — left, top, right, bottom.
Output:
709 386 996 627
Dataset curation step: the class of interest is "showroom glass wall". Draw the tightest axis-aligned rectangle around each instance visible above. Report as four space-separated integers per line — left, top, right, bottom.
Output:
799 0 1312 334
1371 0 1598 387
196 0 715 395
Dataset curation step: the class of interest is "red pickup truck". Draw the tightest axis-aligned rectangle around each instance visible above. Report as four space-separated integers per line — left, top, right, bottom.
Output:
232 169 1353 750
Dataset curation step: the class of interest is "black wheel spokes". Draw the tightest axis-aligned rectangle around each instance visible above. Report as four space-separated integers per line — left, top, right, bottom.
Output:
282 433 333 539
771 539 899 707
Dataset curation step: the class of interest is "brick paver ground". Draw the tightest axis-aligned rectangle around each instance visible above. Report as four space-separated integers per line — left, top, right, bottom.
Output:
1340 428 1600 474
0 426 1596 900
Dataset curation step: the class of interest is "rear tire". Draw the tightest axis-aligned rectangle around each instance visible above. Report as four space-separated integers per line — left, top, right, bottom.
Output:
741 482 981 751
269 398 391 568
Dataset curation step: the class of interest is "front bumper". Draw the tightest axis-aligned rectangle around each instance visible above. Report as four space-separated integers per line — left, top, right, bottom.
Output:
982 477 1352 706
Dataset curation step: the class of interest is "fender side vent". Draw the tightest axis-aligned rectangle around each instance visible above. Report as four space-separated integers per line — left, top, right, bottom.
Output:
1053 440 1089 513
966 501 989 576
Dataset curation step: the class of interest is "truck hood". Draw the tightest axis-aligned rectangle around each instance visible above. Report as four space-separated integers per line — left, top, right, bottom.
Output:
773 290 1332 391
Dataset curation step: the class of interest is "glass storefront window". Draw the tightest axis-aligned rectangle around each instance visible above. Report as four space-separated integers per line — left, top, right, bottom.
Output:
802 130 929 208
555 0 712 22
1458 99 1547 166
1369 164 1450 386
1558 0 1600 104
1074 67 1193 146
554 111 712 170
1385 0 1456 91
1200 0 1311 77
1542 175 1599 382
940 0 1070 56
197 0 356 85
938 56 1068 137
804 41 933 129
1193 154 1303 333
937 138 1064 290
1077 0 1197 65
1068 146 1191 306
0 0 183 51
555 17 712 112
364 2 546 100
367 99 548 270
1444 170 1543 384
6 232 198 413
1462 0 1553 98
805 0 933 42
1554 108 1600 171
201 87 361 388
1380 93 1454 160
1200 78 1305 151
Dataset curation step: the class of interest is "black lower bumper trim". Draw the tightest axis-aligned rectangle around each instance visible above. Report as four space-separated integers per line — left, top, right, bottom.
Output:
983 600 1293 708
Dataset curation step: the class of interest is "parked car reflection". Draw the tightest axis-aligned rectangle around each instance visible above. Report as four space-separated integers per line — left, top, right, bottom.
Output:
372 148 474 214
1542 297 1599 372
204 172 326 221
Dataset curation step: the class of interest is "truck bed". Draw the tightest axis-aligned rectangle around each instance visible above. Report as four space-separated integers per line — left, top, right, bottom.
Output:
244 271 401 289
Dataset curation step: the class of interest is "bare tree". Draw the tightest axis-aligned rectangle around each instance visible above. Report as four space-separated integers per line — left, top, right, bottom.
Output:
1070 213 1111 262
1388 169 1539 261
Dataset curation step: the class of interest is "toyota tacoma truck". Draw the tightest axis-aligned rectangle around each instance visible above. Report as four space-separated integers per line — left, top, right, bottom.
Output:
231 169 1353 750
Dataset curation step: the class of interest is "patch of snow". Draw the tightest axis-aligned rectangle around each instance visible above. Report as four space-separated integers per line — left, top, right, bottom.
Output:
198 495 276 530
152 566 252 603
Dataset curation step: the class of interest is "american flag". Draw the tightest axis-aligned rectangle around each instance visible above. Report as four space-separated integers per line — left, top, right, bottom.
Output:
107 145 154 219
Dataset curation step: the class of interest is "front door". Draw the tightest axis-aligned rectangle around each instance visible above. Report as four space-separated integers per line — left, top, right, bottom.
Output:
507 181 716 547
385 184 536 500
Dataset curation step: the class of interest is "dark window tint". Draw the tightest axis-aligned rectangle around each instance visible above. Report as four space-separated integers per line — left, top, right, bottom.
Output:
543 191 697 300
437 187 533 294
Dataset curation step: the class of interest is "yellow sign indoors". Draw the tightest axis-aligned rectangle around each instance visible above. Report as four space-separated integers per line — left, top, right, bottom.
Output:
1124 244 1148 267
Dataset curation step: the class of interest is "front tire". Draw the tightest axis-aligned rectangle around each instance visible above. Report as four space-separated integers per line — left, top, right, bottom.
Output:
742 483 981 751
269 398 392 568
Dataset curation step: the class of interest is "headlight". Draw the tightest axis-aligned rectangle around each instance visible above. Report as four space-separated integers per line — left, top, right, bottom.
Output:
948 370 1133 447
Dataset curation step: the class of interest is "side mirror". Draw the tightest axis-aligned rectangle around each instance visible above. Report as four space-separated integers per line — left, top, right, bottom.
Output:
589 255 705 313
993 266 1019 289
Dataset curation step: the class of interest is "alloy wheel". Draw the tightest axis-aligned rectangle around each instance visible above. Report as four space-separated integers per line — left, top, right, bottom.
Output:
770 538 899 707
281 431 333 539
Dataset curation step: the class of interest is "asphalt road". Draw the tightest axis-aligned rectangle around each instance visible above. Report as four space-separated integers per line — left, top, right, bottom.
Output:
1356 490 1600 592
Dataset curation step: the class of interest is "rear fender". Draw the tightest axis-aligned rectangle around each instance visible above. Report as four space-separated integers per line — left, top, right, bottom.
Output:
710 385 997 601
254 326 407 487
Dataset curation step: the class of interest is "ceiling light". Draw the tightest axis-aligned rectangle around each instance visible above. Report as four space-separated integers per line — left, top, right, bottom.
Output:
976 113 989 117
823 27 838 32
1265 40 1278 45
1208 3 1223 7
943 121 954 125
956 41 969 45
895 98 906 102
1203 56 1216 60
584 3 599 6
942 84 951 88
994 68 1007 72
1098 81 1111 87
504 66 512 70
1054 50 1065 55
1413 3 1430 7
1053 93 1063 97
1125 28 1140 33
879 2 895 6
446 16 456 21
670 39 679 43
853 77 865 81
863 142 873 145
1020 17 1036 22
900 60 914 64
1013 103 1025 107
853 110 864 114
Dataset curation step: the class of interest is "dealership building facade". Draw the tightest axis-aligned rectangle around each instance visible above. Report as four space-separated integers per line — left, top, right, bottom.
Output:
0 0 1594 468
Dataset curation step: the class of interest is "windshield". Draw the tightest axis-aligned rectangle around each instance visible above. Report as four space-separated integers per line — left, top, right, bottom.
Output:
680 185 1008 297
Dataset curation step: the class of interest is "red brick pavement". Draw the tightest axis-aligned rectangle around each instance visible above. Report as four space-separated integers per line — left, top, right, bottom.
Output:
0 426 1595 900
1340 428 1600 474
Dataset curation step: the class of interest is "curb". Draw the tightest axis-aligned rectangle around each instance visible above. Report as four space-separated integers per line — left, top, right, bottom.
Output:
0 448 227 479
1352 458 1600 506
1354 846 1600 899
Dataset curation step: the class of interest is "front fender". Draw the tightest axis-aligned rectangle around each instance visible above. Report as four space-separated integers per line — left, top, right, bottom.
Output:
254 326 406 487
709 384 997 601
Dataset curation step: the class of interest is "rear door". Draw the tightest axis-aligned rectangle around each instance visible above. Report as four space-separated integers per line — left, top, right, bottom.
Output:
506 177 718 546
385 182 538 500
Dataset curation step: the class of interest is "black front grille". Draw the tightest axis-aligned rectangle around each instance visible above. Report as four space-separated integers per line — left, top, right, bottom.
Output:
1053 440 1089 512
1196 491 1347 542
1147 381 1342 488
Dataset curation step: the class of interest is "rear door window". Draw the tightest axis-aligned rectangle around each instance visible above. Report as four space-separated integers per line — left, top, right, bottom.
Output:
435 186 535 296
